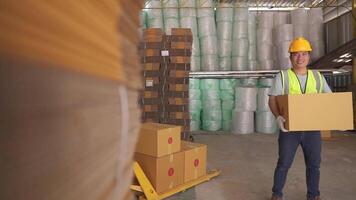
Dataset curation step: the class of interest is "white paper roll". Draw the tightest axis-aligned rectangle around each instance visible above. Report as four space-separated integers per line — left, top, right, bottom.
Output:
164 17 180 34
232 38 249 57
248 60 258 71
293 24 309 39
219 57 232 71
200 79 220 90
179 0 196 7
308 8 323 24
217 21 233 40
201 54 219 71
308 23 323 41
258 59 274 70
235 86 257 111
192 37 201 56
278 57 292 70
216 3 234 21
274 24 294 42
218 39 232 57
273 12 290 27
248 44 257 60
162 0 179 18
258 12 274 28
257 28 273 44
233 21 248 39
248 22 257 44
200 36 218 55
232 56 248 71
147 18 164 29
180 16 199 36
197 0 214 18
310 40 325 61
198 16 217 37
189 99 202 109
202 120 221 131
276 41 291 58
291 8 308 25
232 111 254 134
257 87 271 111
257 43 273 60
191 55 201 71
255 111 277 134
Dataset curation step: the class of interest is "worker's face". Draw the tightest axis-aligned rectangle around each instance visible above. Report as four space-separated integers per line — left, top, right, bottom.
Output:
290 51 310 70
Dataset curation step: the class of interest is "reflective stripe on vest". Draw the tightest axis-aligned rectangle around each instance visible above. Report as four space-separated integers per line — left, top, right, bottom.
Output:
280 69 322 95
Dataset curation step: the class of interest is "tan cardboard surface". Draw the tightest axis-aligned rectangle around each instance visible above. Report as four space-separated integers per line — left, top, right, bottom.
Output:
181 141 207 183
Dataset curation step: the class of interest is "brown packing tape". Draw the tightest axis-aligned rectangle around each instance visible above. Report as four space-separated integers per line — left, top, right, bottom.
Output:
170 56 191 64
143 63 160 71
169 70 190 78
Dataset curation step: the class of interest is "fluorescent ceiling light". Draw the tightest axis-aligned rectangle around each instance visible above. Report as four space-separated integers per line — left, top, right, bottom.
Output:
249 7 310 11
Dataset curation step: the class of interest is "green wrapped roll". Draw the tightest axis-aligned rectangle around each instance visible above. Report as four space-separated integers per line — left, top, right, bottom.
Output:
200 79 220 90
189 99 202 110
189 89 201 100
202 99 221 110
189 78 200 89
202 109 222 121
219 79 237 90
222 120 232 131
222 109 233 120
189 110 201 121
220 90 234 100
221 100 234 110
190 120 201 131
201 90 221 100
202 120 221 131
237 78 258 86
258 78 274 87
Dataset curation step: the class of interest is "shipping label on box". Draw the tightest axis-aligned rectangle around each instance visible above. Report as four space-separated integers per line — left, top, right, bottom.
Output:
276 92 354 131
135 151 184 194
136 123 181 157
181 141 207 183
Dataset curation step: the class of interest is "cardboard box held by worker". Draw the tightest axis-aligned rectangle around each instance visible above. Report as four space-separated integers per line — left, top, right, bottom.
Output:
276 92 354 131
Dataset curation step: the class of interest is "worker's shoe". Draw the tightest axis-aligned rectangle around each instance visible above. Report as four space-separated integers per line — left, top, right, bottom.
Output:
271 196 282 200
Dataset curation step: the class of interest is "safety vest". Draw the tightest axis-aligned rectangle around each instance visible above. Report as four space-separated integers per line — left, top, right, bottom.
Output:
280 69 323 95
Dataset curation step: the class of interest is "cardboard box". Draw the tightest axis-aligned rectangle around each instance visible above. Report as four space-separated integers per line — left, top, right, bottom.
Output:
169 70 190 78
144 91 159 98
276 92 354 131
171 28 193 36
170 56 191 63
143 105 158 112
136 123 181 157
143 63 160 71
168 98 189 105
134 151 184 194
181 141 207 182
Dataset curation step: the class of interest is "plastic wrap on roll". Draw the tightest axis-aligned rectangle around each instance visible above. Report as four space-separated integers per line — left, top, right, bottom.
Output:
222 100 235 110
164 17 180 34
198 16 217 37
202 99 221 110
248 60 258 71
293 24 308 38
257 87 271 111
180 16 199 36
273 12 290 27
248 44 257 60
220 79 236 90
180 8 197 17
255 111 277 134
248 22 257 44
233 21 248 39
140 11 147 28
248 12 257 24
197 0 214 7
219 57 232 71
201 54 219 71
274 24 293 42
291 8 308 25
146 1 164 28
258 78 274 87
308 23 323 41
237 78 258 86
218 39 232 56
202 120 221 131
222 120 232 131
197 0 214 18
200 36 218 55
189 89 201 100
162 0 179 18
235 86 257 111
222 109 233 120
191 55 201 71
216 3 234 21
276 41 291 58
147 18 164 28
232 56 248 71
310 40 325 61
189 78 200 89
202 109 222 121
232 111 254 134
189 100 202 111
232 38 249 57
200 79 220 90
191 37 201 56
257 28 273 44
234 6 249 21
179 0 196 8
190 120 201 131
278 57 292 70
258 59 274 70
308 8 323 24
217 21 233 40
220 90 234 101
257 43 273 60
258 12 274 28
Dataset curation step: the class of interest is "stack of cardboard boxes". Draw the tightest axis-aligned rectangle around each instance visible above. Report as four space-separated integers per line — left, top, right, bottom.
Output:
135 123 207 194
161 28 192 136
139 28 192 133
140 28 166 122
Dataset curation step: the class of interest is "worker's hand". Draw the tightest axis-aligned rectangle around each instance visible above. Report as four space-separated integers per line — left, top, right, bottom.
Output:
276 116 288 132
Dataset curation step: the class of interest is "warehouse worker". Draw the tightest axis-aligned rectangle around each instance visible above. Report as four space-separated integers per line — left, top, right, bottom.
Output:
268 37 332 200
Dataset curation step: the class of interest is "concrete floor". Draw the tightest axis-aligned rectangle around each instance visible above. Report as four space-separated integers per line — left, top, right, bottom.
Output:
167 132 356 200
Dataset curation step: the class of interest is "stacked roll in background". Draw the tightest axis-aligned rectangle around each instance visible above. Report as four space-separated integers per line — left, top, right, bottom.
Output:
248 12 258 70
140 11 147 38
220 79 236 131
201 79 222 131
216 3 233 71
232 85 257 134
257 12 274 70
291 8 309 39
308 8 325 62
140 28 166 123
162 28 192 136
162 0 180 34
189 78 202 130
146 0 164 29
179 0 201 71
256 80 277 134
273 12 292 70
0 1 143 200
232 3 249 71
197 0 218 71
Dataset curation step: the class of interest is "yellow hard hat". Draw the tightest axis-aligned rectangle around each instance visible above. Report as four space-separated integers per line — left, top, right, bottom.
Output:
288 37 312 53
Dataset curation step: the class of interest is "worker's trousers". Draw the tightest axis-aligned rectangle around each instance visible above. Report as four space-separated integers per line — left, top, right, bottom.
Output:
272 131 321 199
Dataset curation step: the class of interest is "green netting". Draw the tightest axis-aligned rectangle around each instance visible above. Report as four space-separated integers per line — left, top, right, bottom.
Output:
189 78 200 89
220 90 234 100
202 109 222 121
222 109 232 120
190 120 201 131
200 79 220 90
202 120 221 131
220 79 237 90
222 120 232 131
222 99 234 110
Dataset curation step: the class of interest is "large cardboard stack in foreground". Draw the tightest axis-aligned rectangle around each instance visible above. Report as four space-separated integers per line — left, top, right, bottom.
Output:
134 123 207 194
276 92 354 131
